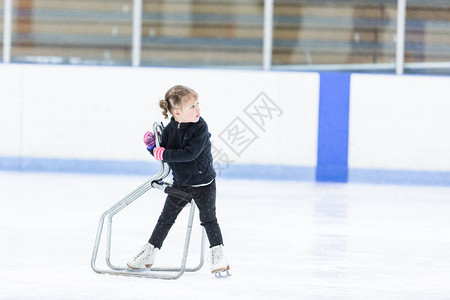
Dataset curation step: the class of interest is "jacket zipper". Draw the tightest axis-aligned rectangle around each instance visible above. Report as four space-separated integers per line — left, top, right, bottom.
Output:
177 122 182 145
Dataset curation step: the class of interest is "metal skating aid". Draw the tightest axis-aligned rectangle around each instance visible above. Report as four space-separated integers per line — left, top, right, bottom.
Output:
91 122 206 280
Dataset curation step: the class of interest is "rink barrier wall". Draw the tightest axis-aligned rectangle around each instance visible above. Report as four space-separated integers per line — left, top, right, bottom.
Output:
347 73 450 186
0 64 449 186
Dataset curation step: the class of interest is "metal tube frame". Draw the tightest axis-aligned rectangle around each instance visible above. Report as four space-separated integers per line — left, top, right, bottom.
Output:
3 0 13 63
396 0 407 75
91 122 206 280
263 0 274 71
132 0 142 67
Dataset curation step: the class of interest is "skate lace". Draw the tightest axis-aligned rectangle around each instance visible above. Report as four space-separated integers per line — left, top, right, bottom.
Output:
134 249 145 260
208 246 223 265
134 245 151 261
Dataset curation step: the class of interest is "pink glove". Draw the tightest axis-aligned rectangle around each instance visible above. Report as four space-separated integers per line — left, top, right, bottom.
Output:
153 147 165 160
143 131 156 149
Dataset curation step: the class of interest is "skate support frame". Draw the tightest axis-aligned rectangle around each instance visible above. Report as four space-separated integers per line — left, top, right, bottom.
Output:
91 122 206 280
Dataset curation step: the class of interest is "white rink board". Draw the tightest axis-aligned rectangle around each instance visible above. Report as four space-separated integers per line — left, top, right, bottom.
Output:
0 65 22 156
0 64 319 167
348 74 450 171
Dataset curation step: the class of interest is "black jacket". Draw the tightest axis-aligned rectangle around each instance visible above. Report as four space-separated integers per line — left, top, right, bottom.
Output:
150 117 216 186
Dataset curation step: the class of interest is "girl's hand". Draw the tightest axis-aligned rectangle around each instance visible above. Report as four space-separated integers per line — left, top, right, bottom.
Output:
143 131 156 149
153 147 165 160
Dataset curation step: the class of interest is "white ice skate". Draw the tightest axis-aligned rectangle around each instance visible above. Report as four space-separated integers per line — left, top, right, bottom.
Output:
209 245 231 278
127 243 159 270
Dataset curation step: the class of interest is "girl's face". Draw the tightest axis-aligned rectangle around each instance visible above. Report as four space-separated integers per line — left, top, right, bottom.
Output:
175 97 201 123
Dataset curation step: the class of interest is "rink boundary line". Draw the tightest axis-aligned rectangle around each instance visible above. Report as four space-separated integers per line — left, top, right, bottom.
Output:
0 156 315 181
1 156 449 186
348 168 450 187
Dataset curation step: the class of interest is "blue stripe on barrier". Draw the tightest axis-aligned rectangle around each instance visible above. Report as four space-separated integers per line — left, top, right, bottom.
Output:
1 156 449 186
0 156 160 176
220 164 315 181
0 156 314 182
349 168 450 187
316 73 351 182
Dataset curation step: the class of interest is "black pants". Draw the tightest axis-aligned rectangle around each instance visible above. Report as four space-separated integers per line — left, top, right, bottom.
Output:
149 180 223 249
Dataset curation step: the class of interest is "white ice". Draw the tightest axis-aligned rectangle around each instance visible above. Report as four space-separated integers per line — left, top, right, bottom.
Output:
1 171 450 300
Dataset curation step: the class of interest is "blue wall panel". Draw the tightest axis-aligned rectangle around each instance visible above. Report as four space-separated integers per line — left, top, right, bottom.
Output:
316 73 351 182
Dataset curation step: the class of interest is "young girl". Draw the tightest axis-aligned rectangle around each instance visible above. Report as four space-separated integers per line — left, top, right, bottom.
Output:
127 85 230 275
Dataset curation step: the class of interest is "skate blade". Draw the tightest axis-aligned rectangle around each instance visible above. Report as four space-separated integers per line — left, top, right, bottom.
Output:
213 266 231 278
126 264 153 271
214 270 231 278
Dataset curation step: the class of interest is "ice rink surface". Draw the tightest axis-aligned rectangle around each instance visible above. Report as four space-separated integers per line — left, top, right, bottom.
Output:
1 171 450 300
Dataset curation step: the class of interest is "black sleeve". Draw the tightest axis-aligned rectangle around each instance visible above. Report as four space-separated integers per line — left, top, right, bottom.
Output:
163 123 208 162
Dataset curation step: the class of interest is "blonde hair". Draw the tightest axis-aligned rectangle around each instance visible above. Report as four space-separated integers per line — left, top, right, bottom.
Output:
159 85 198 119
